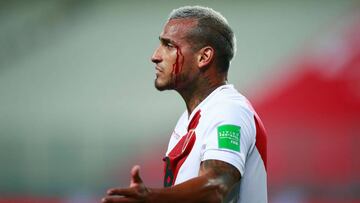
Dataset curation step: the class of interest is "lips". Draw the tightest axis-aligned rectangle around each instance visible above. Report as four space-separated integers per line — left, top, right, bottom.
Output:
155 66 163 77
155 66 163 72
155 66 165 76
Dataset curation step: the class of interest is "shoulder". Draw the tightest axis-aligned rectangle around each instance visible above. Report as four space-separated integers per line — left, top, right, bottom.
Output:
203 88 255 125
198 86 257 139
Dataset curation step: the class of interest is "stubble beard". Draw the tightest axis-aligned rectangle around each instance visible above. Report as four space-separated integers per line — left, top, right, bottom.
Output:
154 80 167 91
154 77 173 91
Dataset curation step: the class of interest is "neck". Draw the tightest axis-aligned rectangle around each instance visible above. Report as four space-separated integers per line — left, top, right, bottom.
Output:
178 75 227 117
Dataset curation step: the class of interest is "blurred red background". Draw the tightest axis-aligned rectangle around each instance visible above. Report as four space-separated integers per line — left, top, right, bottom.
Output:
135 12 360 203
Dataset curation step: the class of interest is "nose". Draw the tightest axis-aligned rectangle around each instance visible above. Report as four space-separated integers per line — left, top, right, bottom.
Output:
151 46 162 64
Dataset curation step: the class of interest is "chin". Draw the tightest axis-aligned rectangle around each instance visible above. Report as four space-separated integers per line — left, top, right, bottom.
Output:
155 85 167 91
154 80 172 91
154 83 168 91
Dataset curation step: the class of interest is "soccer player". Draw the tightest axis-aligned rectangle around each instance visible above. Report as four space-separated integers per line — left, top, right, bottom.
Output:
102 6 267 203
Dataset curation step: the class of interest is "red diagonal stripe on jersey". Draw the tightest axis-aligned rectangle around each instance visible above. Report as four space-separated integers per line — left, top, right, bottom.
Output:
164 110 201 186
254 114 268 171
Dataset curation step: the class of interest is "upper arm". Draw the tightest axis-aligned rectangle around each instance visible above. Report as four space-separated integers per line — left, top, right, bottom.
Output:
200 102 256 176
199 159 241 195
196 102 255 200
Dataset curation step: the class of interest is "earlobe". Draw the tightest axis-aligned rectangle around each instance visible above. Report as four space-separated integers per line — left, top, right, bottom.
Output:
198 46 214 69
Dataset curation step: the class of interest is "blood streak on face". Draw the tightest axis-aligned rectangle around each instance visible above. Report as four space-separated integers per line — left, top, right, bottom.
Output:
171 45 184 86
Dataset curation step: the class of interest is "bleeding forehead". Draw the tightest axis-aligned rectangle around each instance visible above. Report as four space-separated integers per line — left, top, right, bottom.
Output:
161 18 198 41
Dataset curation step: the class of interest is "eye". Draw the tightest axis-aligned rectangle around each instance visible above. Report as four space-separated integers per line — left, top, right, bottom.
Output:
159 37 176 49
165 42 174 48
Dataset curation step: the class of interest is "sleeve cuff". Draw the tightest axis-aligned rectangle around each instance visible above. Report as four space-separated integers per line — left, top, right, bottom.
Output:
201 148 245 176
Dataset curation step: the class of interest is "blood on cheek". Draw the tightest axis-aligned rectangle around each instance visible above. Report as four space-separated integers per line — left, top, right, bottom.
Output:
171 45 184 85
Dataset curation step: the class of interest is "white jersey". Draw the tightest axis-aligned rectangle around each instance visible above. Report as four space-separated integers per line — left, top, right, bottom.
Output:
163 84 267 203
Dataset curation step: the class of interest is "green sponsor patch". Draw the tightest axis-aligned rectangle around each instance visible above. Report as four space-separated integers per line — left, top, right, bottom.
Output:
218 124 240 152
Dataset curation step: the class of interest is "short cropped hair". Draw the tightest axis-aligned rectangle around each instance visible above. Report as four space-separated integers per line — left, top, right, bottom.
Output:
169 6 236 73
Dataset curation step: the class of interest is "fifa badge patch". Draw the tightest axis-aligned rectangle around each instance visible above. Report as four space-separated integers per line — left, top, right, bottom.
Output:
217 124 240 152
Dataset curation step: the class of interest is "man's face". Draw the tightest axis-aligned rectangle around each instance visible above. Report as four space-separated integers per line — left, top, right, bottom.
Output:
151 18 198 91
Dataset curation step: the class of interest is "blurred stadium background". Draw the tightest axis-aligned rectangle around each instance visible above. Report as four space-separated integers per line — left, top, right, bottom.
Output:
0 0 359 202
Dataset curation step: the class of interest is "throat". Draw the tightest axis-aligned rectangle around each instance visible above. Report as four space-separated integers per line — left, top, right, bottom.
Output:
183 81 227 117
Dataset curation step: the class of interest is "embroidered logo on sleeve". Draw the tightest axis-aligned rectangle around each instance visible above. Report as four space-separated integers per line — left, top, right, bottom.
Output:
217 124 241 152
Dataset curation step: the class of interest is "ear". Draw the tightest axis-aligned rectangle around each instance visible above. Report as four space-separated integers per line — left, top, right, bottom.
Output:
197 46 214 69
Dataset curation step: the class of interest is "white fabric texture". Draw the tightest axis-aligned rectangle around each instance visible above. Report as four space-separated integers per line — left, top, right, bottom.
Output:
165 84 267 203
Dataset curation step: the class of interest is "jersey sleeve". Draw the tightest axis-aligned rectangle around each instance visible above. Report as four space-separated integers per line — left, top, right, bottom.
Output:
200 102 256 176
